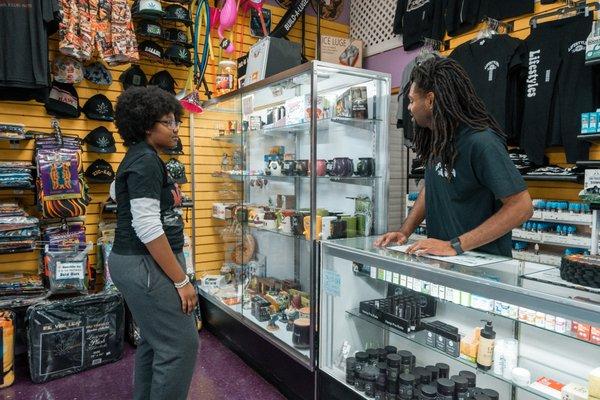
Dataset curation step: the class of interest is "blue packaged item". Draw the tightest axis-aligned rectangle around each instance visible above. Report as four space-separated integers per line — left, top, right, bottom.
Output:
582 112 590 134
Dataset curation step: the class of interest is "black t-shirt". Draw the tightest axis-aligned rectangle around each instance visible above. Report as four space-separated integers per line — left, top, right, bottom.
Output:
0 0 60 101
424 126 526 257
450 35 525 142
393 0 446 51
112 142 184 255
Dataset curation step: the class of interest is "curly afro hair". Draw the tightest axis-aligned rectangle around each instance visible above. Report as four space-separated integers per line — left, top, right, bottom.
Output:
114 86 183 146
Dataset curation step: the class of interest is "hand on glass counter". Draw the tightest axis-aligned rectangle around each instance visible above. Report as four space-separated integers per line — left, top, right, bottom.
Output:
406 238 457 257
374 231 408 247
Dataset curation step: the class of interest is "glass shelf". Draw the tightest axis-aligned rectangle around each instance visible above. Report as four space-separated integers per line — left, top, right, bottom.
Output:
258 117 382 136
213 171 380 186
211 134 243 143
522 267 600 295
352 268 597 347
346 308 581 400
247 225 306 240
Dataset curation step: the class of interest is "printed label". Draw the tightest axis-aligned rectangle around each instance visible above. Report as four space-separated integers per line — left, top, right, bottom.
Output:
56 262 84 280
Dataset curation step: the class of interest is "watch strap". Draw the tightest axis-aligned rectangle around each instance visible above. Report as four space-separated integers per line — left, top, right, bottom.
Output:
450 237 464 255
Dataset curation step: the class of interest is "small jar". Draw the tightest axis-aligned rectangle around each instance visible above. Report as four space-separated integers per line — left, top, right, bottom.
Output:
356 352 369 374
426 365 439 381
377 348 389 363
436 378 455 400
375 362 388 400
215 60 237 96
386 354 401 395
346 357 356 385
367 348 380 365
398 373 415 400
482 389 499 400
450 375 469 400
458 370 476 397
398 350 413 374
419 384 438 399
385 345 398 355
435 363 449 379
363 366 379 397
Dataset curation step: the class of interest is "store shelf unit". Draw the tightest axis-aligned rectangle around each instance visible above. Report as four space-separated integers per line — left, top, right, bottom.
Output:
319 237 600 400
197 61 391 400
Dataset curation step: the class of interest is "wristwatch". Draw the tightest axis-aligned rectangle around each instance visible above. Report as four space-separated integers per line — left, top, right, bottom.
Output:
450 237 464 255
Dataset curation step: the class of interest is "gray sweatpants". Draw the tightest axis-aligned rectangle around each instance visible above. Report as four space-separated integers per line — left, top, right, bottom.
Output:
108 252 199 400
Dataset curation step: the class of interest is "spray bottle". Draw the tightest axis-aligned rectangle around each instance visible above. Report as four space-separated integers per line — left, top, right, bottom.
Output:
476 320 496 370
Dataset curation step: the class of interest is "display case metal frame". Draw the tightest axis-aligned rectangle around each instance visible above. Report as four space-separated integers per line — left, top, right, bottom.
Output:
195 61 391 396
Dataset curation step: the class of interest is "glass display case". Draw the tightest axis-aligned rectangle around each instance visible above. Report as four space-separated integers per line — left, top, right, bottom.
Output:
319 237 600 400
195 61 391 374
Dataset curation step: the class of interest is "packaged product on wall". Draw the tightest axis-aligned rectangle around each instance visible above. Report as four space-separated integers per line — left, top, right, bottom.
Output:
320 35 364 68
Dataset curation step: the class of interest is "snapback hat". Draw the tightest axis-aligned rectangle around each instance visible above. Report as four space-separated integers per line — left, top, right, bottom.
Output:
45 81 80 118
164 44 191 66
53 56 83 84
149 70 176 94
85 159 115 183
85 126 117 153
132 0 165 18
163 27 192 47
136 20 163 39
84 62 112 85
119 64 148 90
82 94 114 121
138 40 164 61
166 158 188 184
163 4 192 25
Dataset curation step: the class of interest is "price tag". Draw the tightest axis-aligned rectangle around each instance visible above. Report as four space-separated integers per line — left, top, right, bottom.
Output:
56 261 84 280
323 269 341 297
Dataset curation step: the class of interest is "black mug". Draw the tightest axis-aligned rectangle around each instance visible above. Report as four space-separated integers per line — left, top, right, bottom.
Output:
295 160 309 176
356 157 375 177
331 218 347 239
290 214 304 236
332 157 354 177
282 160 296 176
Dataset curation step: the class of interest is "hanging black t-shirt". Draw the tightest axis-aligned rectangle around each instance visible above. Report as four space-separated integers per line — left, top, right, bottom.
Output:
480 0 534 21
0 0 60 102
445 0 482 37
425 126 526 257
450 35 525 142
393 0 446 50
112 142 185 255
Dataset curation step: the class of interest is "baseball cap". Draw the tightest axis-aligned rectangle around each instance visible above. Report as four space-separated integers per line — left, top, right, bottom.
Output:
84 62 112 85
138 40 164 61
45 81 80 118
163 137 184 155
82 94 114 121
85 126 117 153
164 44 191 66
136 20 163 39
53 56 83 84
163 5 192 25
149 70 176 94
132 0 165 19
119 64 148 90
163 27 192 47
165 158 187 184
85 159 116 183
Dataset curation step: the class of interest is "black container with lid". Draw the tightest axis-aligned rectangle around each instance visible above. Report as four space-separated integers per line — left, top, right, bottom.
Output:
482 389 499 400
356 351 369 373
398 350 413 374
450 375 469 400
367 348 380 364
385 345 398 355
346 357 357 385
412 367 426 389
419 384 437 399
376 362 387 390
386 354 401 395
426 365 440 381
458 370 476 397
398 373 415 400
436 363 450 379
363 366 378 397
436 378 456 400
377 348 388 363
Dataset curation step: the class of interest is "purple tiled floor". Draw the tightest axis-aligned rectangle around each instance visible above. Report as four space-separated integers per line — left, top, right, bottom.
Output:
0 330 286 400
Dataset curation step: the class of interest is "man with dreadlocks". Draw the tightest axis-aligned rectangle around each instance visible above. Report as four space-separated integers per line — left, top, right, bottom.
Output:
375 56 533 257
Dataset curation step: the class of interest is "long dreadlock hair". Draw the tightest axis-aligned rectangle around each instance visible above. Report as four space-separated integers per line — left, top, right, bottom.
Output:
408 55 505 178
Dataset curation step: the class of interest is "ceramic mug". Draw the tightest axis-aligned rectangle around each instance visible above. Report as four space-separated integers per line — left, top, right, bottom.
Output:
316 159 327 176
331 157 354 177
331 218 348 239
291 214 304 236
268 160 283 176
356 157 375 177
325 160 334 176
295 160 309 176
280 210 295 234
282 160 296 176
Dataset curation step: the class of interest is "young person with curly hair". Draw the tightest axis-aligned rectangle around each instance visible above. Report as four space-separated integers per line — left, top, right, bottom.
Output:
108 86 198 400
376 56 533 257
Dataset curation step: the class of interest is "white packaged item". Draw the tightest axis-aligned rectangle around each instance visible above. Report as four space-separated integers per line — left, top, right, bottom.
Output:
561 383 588 400
471 295 494 312
512 367 531 386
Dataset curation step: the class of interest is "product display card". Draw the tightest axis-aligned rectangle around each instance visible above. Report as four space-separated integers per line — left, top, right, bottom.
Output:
387 245 509 267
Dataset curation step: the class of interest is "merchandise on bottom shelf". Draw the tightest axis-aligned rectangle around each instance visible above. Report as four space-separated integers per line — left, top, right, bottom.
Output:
560 254 600 289
43 243 93 295
26 292 124 383
0 310 15 388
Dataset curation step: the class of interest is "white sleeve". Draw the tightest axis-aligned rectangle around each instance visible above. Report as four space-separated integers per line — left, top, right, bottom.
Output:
130 198 164 243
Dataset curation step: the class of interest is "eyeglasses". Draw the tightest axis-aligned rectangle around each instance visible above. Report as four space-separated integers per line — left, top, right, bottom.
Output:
155 119 182 129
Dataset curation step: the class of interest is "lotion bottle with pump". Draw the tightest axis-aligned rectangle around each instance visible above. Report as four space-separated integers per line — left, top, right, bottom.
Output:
476 320 496 370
